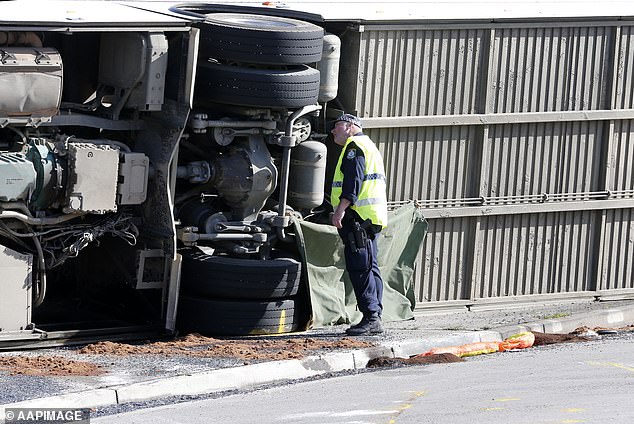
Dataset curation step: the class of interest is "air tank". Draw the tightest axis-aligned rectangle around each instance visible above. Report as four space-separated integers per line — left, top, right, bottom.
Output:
288 141 327 210
316 33 341 102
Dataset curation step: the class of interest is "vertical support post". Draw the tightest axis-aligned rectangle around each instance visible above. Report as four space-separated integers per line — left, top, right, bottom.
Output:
592 26 620 294
465 28 495 301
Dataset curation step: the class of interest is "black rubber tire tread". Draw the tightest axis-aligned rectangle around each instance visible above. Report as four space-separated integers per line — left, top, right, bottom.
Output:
199 13 324 65
177 296 302 336
196 63 320 108
196 63 319 108
179 247 302 300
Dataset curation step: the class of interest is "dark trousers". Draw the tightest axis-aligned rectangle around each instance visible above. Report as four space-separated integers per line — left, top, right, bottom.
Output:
338 220 384 317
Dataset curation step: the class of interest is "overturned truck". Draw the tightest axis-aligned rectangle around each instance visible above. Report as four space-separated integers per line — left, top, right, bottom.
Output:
6 0 634 346
0 1 360 344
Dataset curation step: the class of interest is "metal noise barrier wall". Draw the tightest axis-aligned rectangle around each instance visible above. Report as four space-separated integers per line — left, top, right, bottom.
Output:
341 21 634 307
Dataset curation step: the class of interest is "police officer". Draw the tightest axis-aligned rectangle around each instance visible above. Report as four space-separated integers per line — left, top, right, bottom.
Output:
330 113 388 336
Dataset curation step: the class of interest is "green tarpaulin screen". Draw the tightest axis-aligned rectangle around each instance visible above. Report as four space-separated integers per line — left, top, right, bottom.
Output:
294 202 428 327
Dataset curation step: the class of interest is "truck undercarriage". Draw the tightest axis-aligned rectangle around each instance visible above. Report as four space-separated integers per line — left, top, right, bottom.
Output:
0 2 342 346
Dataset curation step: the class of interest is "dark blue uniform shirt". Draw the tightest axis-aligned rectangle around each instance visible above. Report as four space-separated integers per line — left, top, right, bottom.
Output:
339 133 366 206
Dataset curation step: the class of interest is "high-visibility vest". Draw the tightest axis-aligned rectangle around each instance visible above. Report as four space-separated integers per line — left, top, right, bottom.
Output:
331 135 388 228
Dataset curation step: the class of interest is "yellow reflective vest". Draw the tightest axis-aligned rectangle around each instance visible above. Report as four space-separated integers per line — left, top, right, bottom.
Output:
331 135 388 228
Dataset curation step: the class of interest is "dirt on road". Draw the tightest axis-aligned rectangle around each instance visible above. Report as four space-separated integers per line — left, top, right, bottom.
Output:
0 334 375 377
0 355 103 376
367 353 465 368
78 333 374 361
78 334 373 360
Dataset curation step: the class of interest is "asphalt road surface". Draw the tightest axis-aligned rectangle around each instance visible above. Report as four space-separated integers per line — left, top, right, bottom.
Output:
93 332 634 424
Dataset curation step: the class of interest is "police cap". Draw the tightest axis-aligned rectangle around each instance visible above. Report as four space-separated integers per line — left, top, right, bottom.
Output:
335 113 363 129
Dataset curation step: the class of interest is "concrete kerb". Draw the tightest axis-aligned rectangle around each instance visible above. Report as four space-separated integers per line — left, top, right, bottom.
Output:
2 304 634 411
0 389 118 416
115 359 322 403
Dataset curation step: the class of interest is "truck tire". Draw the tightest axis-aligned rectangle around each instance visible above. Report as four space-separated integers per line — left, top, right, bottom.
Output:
199 13 324 65
196 63 320 108
177 296 302 336
179 248 302 300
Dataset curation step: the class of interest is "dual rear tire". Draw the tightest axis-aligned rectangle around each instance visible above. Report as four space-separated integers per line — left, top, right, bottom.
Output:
176 248 306 336
196 63 320 108
200 13 324 65
178 296 302 336
195 13 323 108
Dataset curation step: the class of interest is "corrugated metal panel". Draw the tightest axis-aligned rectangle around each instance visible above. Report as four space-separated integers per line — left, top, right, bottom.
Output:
610 120 634 191
366 126 476 203
418 217 473 302
490 26 611 112
343 20 634 305
485 121 603 197
598 208 634 290
357 28 484 117
614 26 634 109
474 211 596 298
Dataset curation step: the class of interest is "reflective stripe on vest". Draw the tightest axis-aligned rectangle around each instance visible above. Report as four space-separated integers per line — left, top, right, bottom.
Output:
332 173 385 188
355 197 385 207
331 135 388 228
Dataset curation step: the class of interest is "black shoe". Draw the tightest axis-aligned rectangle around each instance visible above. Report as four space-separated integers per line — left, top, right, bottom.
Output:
346 314 384 336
